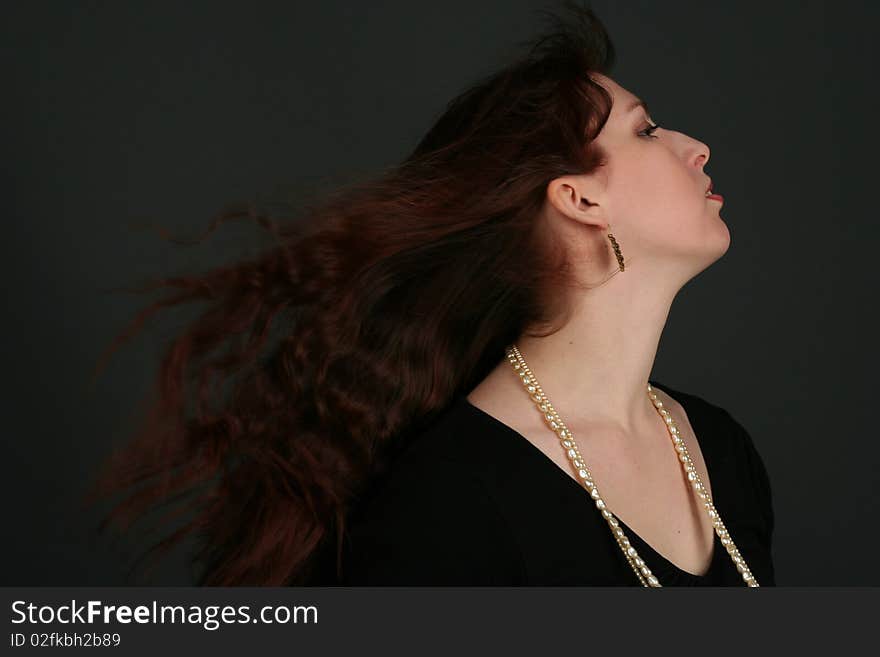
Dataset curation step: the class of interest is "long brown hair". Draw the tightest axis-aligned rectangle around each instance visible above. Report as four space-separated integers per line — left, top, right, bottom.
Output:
87 0 617 585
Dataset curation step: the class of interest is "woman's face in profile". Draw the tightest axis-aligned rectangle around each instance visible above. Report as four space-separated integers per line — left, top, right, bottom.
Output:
589 72 730 269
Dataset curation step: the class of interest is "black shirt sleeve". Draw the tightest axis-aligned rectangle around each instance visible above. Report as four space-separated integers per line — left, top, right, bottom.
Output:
340 457 526 585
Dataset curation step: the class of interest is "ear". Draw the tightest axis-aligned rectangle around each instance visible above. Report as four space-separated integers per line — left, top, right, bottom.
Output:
546 175 609 230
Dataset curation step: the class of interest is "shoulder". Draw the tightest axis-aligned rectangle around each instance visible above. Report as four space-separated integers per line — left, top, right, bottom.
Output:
650 378 771 469
650 378 776 583
650 378 775 532
649 378 761 452
340 399 526 585
649 378 726 420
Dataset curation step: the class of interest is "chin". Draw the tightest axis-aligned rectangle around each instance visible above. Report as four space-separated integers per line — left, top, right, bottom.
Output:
715 217 731 252
691 218 730 269
707 223 731 263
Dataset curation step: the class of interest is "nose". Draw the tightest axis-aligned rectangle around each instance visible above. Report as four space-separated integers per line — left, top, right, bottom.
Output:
690 138 710 170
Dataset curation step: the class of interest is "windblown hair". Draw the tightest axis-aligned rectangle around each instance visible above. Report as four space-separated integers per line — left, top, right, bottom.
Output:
87 0 617 585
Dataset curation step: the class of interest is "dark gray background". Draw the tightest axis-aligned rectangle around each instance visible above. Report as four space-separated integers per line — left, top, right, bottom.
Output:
3 0 876 585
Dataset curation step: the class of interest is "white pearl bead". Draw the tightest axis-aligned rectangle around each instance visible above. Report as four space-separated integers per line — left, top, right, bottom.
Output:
506 346 757 588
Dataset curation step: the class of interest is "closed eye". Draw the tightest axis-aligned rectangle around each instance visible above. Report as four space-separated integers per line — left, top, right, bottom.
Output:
639 122 661 139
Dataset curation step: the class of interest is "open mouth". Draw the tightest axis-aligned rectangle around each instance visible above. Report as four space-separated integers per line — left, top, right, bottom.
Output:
705 180 723 203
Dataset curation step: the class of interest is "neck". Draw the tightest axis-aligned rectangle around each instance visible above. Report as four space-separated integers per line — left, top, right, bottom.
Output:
514 275 678 436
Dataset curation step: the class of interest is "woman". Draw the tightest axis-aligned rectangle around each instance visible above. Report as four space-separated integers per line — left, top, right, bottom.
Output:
89 2 775 587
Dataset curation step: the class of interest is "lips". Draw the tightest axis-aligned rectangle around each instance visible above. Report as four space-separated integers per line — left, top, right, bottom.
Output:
704 178 723 202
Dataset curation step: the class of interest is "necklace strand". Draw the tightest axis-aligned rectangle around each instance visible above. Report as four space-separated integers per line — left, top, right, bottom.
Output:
505 344 759 587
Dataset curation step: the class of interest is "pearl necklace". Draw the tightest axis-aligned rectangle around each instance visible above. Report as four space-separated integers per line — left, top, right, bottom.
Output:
505 344 759 587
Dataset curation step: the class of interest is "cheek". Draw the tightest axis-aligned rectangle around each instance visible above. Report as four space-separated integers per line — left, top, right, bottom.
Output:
634 162 704 226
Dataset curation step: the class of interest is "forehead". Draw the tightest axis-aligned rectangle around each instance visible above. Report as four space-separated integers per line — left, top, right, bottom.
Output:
589 72 642 120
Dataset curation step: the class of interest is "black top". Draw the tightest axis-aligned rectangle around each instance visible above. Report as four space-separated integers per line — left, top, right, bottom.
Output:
335 379 776 586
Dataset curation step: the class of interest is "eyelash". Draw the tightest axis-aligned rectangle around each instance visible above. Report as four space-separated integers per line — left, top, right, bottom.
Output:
639 122 661 139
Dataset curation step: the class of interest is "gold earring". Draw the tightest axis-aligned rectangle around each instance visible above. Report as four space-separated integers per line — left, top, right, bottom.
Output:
607 228 625 272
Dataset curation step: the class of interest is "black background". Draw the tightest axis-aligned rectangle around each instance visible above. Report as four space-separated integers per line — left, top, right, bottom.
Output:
3 0 877 585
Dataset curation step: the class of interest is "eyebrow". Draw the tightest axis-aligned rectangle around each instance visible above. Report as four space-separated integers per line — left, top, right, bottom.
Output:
626 99 649 115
